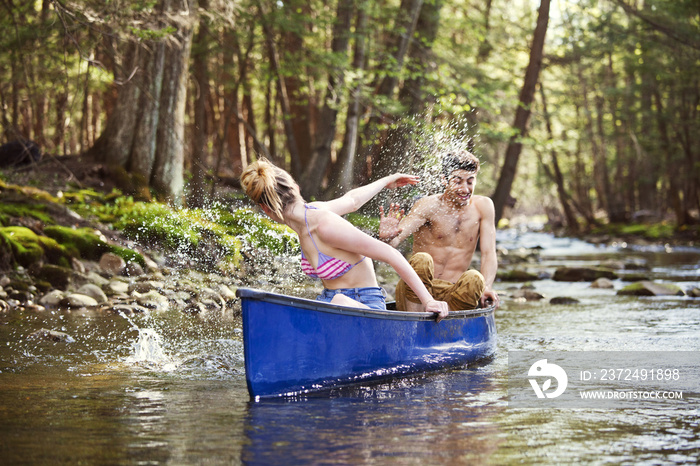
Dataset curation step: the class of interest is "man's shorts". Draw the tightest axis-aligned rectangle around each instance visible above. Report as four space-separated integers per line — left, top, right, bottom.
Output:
395 252 485 311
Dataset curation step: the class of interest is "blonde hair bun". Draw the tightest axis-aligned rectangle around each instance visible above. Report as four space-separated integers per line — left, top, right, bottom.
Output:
240 158 297 218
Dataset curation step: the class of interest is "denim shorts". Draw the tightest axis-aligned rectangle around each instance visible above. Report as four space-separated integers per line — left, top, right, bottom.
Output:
316 287 387 310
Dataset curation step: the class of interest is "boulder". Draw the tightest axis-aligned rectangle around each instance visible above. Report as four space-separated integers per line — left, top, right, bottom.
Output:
688 287 700 298
77 284 108 304
105 279 129 295
0 140 42 167
99 253 126 276
134 290 169 311
39 290 65 306
28 264 72 290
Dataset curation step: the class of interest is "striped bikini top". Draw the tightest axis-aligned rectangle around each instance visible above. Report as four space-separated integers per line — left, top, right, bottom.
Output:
300 205 365 280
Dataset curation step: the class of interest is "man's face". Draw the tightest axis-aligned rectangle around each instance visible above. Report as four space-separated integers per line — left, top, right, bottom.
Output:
443 169 477 205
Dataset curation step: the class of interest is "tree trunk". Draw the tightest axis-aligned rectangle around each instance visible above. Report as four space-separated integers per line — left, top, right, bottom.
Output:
221 29 246 178
152 11 194 205
129 41 165 187
539 84 579 233
477 0 494 63
257 0 302 177
189 0 211 207
492 0 550 225
89 41 141 167
87 0 195 205
602 53 626 222
299 0 354 199
653 86 687 225
576 66 608 215
281 1 313 171
326 0 368 197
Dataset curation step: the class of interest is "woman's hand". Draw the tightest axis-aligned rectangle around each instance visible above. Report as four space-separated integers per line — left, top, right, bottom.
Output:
425 299 449 323
385 174 419 189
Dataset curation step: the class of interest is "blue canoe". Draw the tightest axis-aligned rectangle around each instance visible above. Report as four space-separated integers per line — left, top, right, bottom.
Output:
237 287 497 399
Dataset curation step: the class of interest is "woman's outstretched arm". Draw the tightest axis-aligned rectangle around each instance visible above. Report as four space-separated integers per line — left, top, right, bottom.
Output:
314 174 418 216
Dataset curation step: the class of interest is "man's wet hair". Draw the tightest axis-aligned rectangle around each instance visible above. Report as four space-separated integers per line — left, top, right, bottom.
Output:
441 150 480 178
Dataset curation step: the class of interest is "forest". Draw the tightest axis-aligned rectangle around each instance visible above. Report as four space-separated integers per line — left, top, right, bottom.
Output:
1 0 698 232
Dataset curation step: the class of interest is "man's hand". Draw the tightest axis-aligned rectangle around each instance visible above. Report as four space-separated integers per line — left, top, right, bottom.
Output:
379 203 405 241
480 288 500 309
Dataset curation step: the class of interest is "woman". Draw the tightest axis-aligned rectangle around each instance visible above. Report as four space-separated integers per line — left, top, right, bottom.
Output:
240 158 449 321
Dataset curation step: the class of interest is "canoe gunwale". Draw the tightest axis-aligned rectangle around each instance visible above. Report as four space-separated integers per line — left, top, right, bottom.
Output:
236 287 495 321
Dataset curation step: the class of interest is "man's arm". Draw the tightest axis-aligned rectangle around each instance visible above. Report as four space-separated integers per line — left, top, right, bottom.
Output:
477 197 499 308
316 174 418 216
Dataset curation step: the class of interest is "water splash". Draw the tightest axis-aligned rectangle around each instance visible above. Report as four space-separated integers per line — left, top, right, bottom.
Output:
369 109 484 210
119 311 178 371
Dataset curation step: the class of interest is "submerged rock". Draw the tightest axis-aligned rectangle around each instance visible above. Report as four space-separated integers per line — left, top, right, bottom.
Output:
60 293 100 308
617 281 685 297
591 278 615 289
549 296 580 305
511 289 545 301
28 328 74 343
552 267 617 282
498 269 540 282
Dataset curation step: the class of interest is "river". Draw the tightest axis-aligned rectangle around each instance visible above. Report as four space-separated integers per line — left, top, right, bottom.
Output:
1 230 699 464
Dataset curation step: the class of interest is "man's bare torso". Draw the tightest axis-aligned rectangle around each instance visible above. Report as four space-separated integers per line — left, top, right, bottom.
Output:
412 193 485 282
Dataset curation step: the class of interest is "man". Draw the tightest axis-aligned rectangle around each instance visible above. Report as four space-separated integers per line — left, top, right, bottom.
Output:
379 150 500 311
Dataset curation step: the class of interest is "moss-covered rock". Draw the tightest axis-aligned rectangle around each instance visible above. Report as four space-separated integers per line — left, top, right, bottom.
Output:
109 245 146 268
43 226 107 260
0 226 71 267
0 200 54 226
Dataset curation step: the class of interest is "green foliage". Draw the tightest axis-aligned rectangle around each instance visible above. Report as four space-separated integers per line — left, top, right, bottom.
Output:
74 196 297 266
214 208 299 256
82 197 201 250
129 25 177 41
591 222 676 240
345 213 380 233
